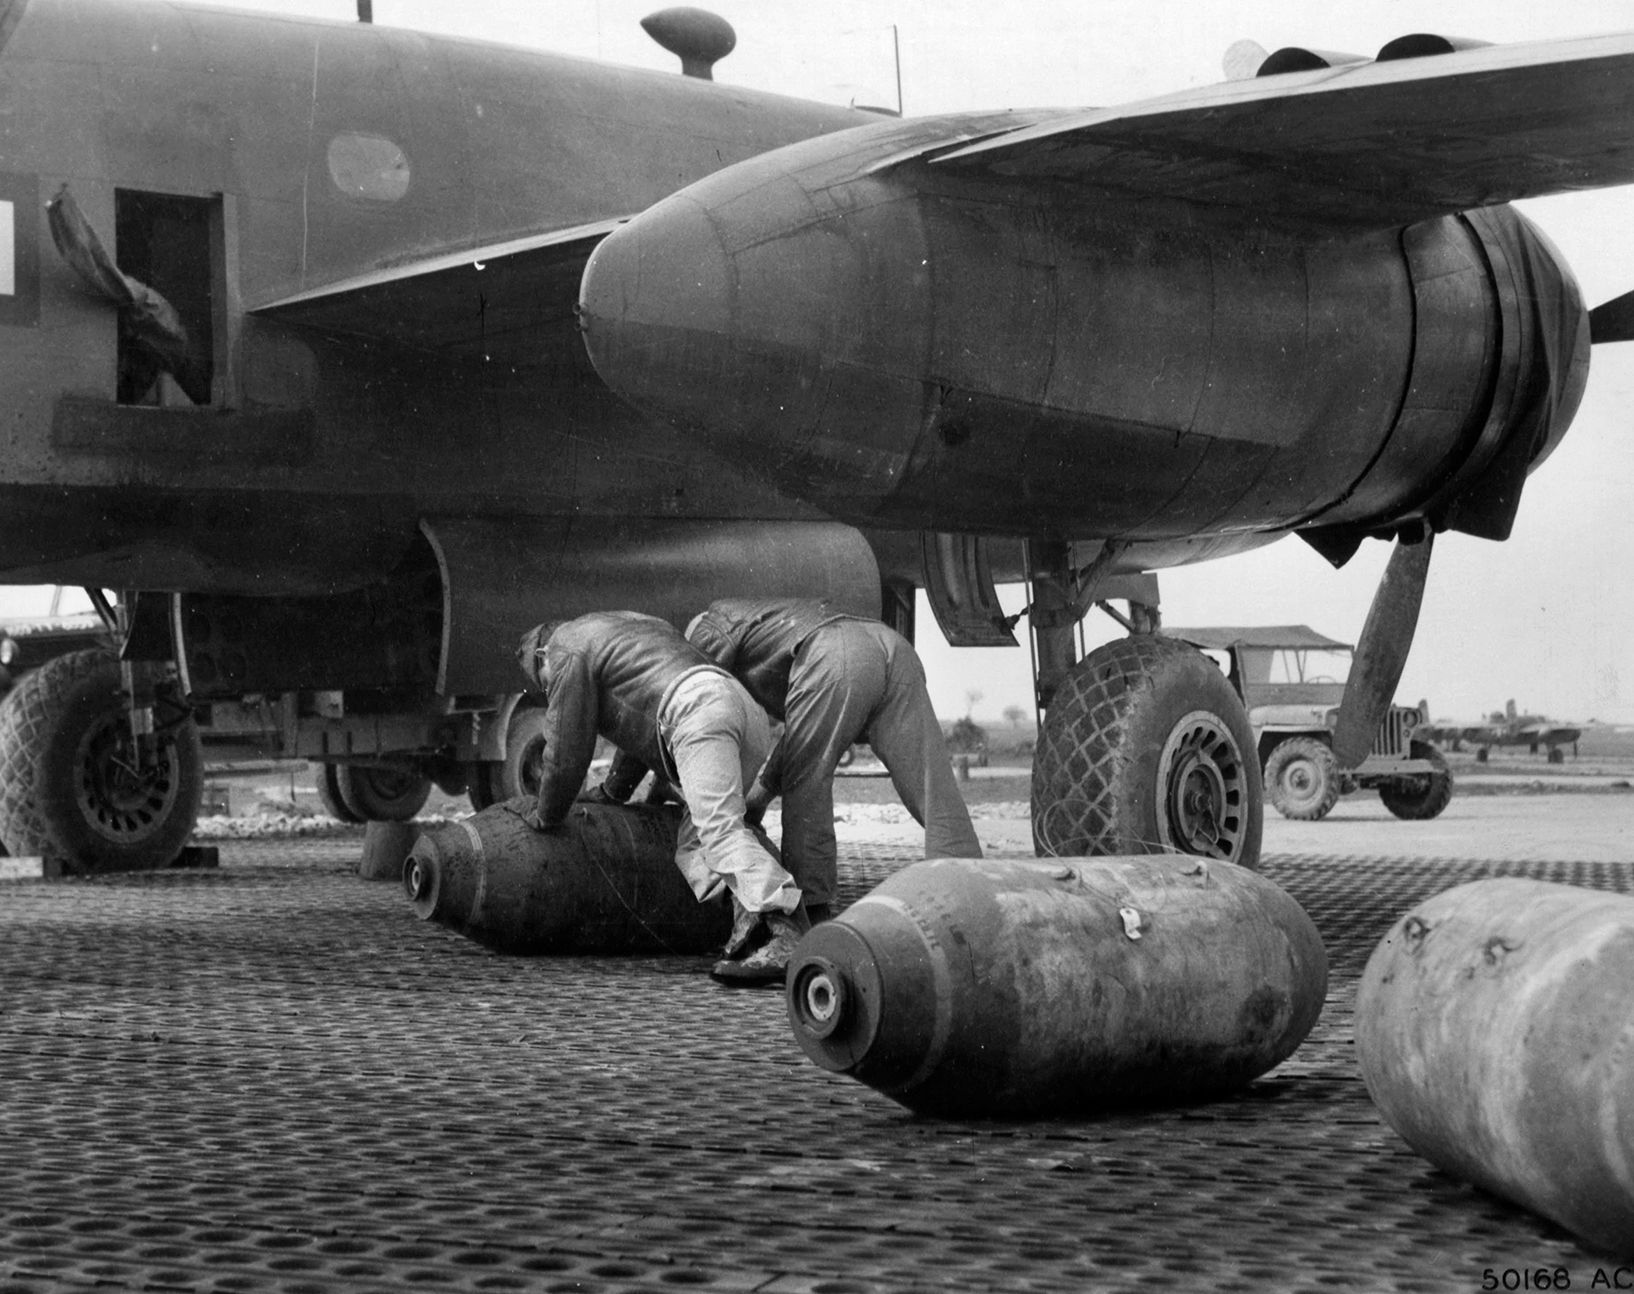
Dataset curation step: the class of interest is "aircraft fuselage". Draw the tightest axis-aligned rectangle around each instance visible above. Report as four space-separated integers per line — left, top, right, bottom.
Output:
0 0 869 598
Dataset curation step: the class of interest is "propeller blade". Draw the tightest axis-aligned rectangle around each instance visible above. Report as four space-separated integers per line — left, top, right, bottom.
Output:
1590 289 1634 344
1332 534 1434 768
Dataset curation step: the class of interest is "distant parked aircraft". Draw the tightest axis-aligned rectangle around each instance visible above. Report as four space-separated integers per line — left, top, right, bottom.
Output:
1421 701 1582 762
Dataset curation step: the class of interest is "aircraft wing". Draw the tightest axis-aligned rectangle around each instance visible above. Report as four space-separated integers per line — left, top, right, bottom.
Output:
932 33 1634 227
1517 723 1582 744
250 219 626 365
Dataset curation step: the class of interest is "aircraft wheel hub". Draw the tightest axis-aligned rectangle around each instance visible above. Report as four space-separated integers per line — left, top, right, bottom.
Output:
1158 711 1249 859
74 714 182 845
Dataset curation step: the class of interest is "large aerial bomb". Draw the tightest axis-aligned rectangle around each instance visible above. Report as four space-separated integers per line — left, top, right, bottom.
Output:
404 799 730 954
785 855 1327 1117
1356 879 1634 1257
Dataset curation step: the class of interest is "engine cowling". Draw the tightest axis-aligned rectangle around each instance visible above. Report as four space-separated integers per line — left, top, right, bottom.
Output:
578 116 1588 547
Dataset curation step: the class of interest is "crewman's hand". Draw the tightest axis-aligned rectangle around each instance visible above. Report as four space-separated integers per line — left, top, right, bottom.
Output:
643 776 682 806
577 783 617 806
507 804 555 832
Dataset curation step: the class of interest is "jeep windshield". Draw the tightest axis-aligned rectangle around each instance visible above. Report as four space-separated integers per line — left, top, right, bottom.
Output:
1263 647 1353 686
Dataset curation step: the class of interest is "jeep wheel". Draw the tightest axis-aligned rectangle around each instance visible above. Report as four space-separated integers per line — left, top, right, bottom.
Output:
1264 737 1340 821
1031 636 1261 866
1380 741 1453 820
0 649 203 874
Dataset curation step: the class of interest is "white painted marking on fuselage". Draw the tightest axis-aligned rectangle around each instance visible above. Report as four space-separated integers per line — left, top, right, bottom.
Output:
0 201 14 296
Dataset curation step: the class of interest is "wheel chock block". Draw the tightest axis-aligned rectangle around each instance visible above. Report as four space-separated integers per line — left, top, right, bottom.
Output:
0 856 45 881
359 820 422 881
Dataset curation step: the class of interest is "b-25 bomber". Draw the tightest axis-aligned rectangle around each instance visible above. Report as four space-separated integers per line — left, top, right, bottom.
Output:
0 0 1631 875
1422 700 1585 763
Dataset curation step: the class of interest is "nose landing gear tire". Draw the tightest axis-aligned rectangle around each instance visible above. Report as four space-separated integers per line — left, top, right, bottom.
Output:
0 649 203 875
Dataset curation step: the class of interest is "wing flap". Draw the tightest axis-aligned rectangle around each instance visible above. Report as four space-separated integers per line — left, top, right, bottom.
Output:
933 33 1634 227
250 219 626 364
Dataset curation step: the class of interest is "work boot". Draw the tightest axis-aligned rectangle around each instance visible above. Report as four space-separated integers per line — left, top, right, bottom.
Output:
722 895 764 961
710 903 811 986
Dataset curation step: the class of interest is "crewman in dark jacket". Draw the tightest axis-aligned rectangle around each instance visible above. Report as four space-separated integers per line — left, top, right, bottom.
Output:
686 598 981 914
517 611 807 983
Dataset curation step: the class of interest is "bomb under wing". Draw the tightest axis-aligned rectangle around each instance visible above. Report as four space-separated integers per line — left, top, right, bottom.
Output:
786 856 1327 1118
404 799 729 955
1356 879 1634 1257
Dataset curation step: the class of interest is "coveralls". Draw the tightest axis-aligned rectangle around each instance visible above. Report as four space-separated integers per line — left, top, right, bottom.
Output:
686 598 982 907
520 611 800 916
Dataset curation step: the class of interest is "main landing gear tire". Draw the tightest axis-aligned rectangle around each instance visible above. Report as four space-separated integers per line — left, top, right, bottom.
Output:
1264 737 1341 821
0 649 203 875
1031 636 1261 867
333 765 432 822
1379 741 1453 821
468 705 548 811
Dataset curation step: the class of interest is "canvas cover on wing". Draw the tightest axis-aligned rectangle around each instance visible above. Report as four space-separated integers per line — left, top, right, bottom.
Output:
932 33 1634 228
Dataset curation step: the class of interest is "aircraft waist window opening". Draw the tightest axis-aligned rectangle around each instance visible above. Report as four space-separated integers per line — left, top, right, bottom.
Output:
114 190 217 407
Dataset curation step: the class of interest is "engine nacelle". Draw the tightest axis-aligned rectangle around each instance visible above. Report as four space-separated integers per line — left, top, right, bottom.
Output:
579 116 1588 547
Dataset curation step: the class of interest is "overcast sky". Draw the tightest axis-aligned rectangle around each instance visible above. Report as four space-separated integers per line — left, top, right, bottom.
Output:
20 0 1634 724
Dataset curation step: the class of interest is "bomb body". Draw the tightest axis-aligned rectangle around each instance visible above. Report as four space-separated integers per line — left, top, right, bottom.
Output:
1357 878 1634 1257
405 799 728 954
786 855 1327 1117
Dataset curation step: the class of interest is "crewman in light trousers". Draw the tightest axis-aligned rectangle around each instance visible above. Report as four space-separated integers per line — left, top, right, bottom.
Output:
518 611 807 984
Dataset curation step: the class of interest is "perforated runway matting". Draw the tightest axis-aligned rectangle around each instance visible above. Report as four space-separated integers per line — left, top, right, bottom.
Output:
2 836 1629 1294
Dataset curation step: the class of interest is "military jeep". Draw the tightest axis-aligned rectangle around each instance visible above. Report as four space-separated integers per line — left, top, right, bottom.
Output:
0 607 108 698
1166 625 1452 822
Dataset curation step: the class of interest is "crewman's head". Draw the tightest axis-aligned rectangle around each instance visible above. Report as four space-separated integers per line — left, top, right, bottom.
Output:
684 609 733 664
516 621 562 691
